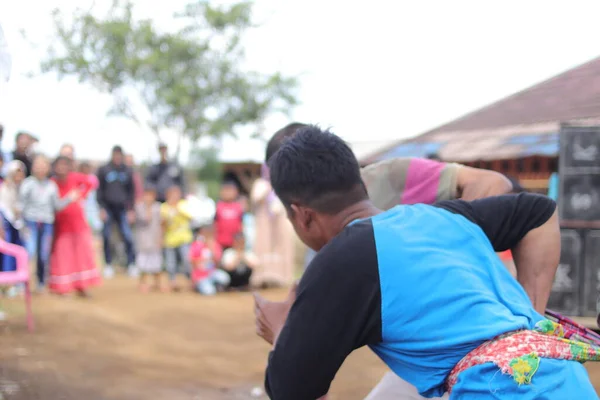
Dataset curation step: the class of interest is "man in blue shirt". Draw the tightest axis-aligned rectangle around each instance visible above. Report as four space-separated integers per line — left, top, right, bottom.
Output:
260 126 597 399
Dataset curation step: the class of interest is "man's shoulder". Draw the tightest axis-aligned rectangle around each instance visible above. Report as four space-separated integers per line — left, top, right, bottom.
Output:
309 220 376 270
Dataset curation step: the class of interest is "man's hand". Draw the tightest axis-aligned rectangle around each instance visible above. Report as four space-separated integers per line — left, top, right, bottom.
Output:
100 209 108 222
253 282 298 345
457 166 513 201
67 189 81 202
127 210 135 224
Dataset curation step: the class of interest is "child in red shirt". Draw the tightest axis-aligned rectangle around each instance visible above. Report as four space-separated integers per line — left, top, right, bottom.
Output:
189 224 230 295
214 181 244 250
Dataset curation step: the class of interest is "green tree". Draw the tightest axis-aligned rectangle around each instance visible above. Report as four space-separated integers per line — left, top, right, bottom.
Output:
39 0 298 157
191 146 223 199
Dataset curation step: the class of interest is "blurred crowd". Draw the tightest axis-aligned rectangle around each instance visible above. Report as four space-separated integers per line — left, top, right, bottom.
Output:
0 124 298 303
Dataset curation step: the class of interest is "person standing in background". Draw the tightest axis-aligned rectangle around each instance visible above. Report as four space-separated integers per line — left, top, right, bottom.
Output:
125 153 144 204
19 155 78 292
145 143 186 203
59 143 75 160
96 145 136 278
58 143 76 171
134 185 164 292
4 131 36 177
0 161 26 275
161 185 193 291
251 165 296 289
50 156 100 297
214 181 244 251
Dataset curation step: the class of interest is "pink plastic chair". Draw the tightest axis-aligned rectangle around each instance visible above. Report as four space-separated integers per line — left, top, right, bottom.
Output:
0 239 33 331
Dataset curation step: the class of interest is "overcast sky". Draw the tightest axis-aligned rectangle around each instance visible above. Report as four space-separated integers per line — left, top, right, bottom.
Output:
1 0 600 163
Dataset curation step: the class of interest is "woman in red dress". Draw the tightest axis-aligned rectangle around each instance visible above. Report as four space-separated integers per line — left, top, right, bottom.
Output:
49 156 101 296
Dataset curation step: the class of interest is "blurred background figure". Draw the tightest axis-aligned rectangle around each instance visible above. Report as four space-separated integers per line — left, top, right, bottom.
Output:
0 161 26 284
145 143 185 203
4 131 36 177
189 224 227 296
78 161 102 233
214 181 244 251
19 155 76 292
96 145 136 278
160 185 193 291
134 185 163 293
125 153 143 204
221 232 256 290
49 156 99 297
250 164 295 289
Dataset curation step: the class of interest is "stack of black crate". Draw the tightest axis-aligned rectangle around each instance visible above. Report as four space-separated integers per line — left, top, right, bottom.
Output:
547 123 600 317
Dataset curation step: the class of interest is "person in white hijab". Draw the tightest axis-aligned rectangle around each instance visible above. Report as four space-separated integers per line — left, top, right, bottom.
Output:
0 160 25 228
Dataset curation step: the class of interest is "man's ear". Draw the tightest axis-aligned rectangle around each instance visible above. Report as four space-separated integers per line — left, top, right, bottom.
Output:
290 204 313 230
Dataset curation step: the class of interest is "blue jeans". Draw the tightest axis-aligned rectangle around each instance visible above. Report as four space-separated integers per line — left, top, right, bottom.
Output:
102 207 135 266
1 215 23 272
196 269 231 295
164 244 191 281
25 220 54 287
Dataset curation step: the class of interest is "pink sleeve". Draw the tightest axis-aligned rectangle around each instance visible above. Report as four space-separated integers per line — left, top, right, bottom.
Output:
89 174 100 190
71 172 97 198
401 159 445 205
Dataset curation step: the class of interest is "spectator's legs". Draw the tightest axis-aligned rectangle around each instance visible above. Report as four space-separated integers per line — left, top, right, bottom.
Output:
38 223 54 289
227 264 252 288
196 277 217 295
24 220 40 285
115 208 136 277
102 208 115 278
164 247 178 282
176 243 191 278
212 268 231 289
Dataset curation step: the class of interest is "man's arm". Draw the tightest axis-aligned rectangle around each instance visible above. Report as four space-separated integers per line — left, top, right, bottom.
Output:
177 164 186 195
436 193 558 314
96 166 106 209
360 158 513 210
126 169 135 209
455 165 513 201
264 222 382 400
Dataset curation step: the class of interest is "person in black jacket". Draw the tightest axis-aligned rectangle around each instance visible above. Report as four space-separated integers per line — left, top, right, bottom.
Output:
97 145 136 278
145 143 186 203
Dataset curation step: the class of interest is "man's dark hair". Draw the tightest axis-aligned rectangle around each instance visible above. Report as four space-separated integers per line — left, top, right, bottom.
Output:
265 122 308 162
112 145 123 154
268 125 368 214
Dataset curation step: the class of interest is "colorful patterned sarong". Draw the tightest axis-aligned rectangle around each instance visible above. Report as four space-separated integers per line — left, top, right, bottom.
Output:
446 310 600 394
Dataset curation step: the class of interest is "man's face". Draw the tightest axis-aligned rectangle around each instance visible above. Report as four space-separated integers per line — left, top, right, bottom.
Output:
112 151 123 165
159 146 168 160
16 134 29 151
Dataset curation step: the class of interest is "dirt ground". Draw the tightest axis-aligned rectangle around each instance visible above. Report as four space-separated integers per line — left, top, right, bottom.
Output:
1 276 600 400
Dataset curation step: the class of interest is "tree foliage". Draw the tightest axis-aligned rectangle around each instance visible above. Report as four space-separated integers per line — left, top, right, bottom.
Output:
40 0 298 151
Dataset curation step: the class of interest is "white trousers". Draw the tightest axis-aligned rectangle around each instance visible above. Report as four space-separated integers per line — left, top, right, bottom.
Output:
364 372 449 400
